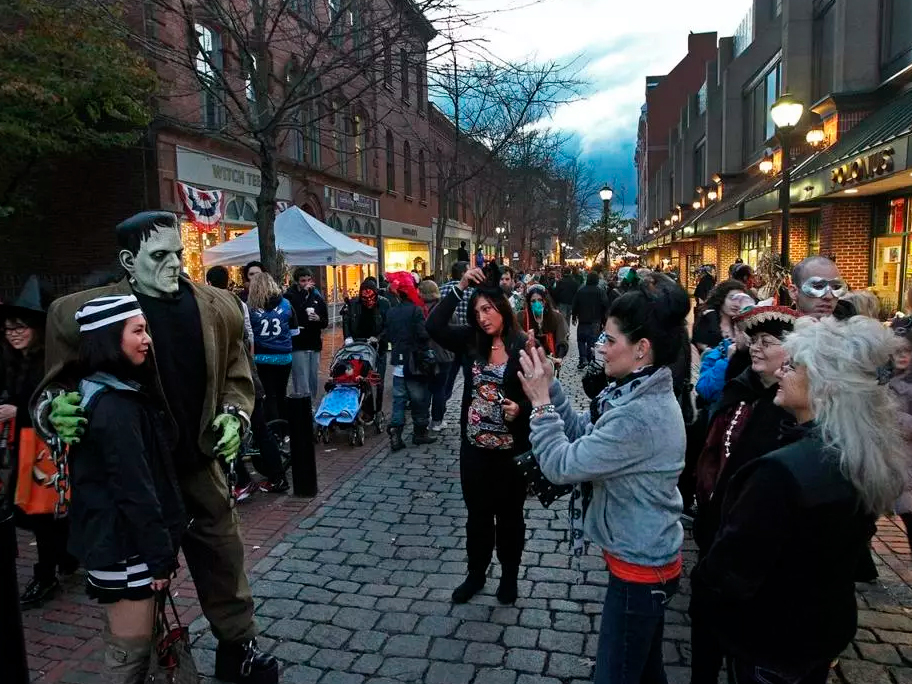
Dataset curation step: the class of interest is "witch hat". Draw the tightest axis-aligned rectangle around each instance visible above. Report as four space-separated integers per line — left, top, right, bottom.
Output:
1 276 50 324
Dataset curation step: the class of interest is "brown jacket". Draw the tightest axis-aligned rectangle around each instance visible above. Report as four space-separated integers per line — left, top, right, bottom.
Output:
34 277 254 458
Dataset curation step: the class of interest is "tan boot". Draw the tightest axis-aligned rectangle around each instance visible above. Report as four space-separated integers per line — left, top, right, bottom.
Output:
103 630 152 684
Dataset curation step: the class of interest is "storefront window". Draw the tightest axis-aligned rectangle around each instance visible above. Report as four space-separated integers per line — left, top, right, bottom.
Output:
181 221 222 282
383 238 430 276
738 228 770 269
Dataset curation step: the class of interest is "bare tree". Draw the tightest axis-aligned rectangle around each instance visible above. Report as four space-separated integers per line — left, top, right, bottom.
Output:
98 0 462 274
424 46 583 276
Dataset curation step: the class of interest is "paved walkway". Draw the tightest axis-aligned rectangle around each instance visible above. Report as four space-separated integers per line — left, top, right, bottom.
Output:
15 333 912 683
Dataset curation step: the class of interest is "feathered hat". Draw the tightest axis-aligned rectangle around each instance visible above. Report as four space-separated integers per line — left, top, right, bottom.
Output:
733 305 801 340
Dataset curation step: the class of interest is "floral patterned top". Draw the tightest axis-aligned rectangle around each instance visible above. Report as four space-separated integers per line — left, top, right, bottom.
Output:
466 361 514 450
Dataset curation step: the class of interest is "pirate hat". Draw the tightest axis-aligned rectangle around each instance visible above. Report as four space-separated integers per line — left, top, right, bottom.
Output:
733 305 800 340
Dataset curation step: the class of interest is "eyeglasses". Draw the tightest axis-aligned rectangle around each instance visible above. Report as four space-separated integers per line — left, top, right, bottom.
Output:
3 324 29 335
749 337 781 351
800 277 847 299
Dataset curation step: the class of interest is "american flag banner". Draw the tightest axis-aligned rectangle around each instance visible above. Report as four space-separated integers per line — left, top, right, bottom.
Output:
176 182 226 232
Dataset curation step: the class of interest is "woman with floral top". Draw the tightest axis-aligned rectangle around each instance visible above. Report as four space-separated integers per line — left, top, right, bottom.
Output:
426 263 532 606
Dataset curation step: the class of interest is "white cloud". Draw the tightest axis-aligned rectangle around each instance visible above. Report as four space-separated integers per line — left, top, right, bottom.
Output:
442 0 753 150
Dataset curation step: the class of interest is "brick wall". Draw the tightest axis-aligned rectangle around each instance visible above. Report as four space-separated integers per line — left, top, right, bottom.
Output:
717 231 740 275
820 202 872 289
700 236 718 271
770 215 809 266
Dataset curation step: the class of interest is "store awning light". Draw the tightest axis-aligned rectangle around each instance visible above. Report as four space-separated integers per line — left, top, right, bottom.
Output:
759 156 774 174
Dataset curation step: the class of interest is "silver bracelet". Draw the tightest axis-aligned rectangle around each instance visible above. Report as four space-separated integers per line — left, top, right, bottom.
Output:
530 404 556 420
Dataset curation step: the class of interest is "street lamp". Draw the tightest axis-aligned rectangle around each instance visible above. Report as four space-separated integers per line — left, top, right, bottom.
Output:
495 226 505 262
770 93 805 266
599 184 613 268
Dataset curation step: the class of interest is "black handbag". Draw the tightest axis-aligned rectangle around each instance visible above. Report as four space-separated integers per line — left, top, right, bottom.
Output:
408 348 437 377
513 450 573 508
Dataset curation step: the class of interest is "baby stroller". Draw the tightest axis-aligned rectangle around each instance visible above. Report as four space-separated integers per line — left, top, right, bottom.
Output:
314 340 384 446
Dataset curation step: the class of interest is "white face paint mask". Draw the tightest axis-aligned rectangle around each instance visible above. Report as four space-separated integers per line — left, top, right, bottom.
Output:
121 227 184 297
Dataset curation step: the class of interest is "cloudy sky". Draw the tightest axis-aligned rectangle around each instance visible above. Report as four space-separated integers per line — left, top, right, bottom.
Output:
448 0 753 215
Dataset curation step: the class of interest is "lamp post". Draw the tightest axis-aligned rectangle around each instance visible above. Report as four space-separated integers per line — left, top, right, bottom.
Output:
770 93 805 266
495 226 504 263
599 184 613 268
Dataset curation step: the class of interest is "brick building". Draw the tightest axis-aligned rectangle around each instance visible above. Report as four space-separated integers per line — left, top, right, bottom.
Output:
0 0 497 300
637 0 912 316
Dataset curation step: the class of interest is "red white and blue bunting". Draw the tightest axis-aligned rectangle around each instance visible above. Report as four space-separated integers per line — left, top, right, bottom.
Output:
176 182 226 232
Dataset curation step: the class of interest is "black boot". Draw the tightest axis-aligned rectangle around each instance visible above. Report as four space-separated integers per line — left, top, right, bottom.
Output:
496 567 519 605
20 573 59 607
215 639 279 684
388 426 406 452
451 573 486 604
412 425 437 445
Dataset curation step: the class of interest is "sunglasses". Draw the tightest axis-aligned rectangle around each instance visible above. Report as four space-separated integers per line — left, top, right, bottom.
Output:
800 277 847 299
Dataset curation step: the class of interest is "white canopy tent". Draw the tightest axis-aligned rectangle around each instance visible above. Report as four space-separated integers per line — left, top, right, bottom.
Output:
203 207 379 354
202 206 377 267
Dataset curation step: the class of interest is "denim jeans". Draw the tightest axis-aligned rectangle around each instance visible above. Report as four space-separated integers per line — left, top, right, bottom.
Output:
289 350 321 400
577 322 600 364
727 659 830 684
430 363 452 422
390 375 430 429
595 574 679 684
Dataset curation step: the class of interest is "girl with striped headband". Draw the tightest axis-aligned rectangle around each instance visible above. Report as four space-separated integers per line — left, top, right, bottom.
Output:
68 294 187 683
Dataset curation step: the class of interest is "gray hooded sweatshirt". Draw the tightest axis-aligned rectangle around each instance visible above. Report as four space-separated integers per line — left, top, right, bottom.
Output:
530 367 685 567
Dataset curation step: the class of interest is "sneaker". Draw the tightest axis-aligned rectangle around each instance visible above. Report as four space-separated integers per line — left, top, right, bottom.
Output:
430 420 448 432
233 482 257 503
259 477 290 494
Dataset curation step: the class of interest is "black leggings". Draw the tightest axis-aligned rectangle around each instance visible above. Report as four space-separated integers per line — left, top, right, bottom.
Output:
14 510 77 581
256 363 292 424
459 442 527 578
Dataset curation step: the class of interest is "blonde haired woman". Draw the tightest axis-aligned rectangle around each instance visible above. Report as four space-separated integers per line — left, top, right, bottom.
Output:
248 272 299 423
840 290 881 319
691 315 905 684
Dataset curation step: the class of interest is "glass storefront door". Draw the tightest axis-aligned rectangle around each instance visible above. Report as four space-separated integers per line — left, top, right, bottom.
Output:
871 198 909 316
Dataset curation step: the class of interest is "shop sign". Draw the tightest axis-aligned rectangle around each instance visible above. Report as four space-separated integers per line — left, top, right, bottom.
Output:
328 188 378 217
176 147 291 199
830 147 894 187
381 219 433 243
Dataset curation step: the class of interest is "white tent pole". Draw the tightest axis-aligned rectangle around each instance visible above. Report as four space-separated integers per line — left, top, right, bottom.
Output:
332 263 338 357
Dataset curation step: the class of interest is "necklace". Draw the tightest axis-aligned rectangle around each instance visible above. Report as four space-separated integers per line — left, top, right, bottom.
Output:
723 402 747 462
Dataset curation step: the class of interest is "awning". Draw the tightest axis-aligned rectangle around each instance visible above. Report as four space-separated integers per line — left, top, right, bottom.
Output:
694 174 777 234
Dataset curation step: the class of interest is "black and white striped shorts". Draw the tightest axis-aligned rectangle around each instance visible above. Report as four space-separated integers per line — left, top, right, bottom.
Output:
86 556 154 604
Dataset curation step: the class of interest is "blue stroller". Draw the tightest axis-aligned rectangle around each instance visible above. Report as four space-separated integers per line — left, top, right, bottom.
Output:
314 341 384 446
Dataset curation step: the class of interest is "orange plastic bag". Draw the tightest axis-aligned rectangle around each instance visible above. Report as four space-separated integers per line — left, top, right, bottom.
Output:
14 428 68 516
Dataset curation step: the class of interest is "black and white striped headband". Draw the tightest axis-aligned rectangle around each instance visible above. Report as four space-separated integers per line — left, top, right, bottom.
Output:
75 295 144 332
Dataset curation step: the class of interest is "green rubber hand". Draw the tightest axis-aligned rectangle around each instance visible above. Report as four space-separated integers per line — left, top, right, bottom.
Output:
50 392 86 444
212 414 242 462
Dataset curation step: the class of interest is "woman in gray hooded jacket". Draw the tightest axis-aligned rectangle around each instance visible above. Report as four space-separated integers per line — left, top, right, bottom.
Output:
518 283 690 684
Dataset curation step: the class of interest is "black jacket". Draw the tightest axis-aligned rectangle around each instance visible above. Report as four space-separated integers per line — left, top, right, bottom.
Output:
284 285 329 351
341 295 389 350
692 368 796 553
690 429 874 671
426 288 532 455
571 285 609 326
385 299 430 380
552 276 580 306
68 374 185 579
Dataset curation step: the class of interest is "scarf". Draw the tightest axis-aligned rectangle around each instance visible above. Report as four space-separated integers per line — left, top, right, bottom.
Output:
570 365 657 559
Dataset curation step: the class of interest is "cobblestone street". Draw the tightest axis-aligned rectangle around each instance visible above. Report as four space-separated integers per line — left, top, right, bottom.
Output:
16 336 912 683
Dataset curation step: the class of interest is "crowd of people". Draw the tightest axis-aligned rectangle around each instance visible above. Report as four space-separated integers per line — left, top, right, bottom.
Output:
3 211 912 684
